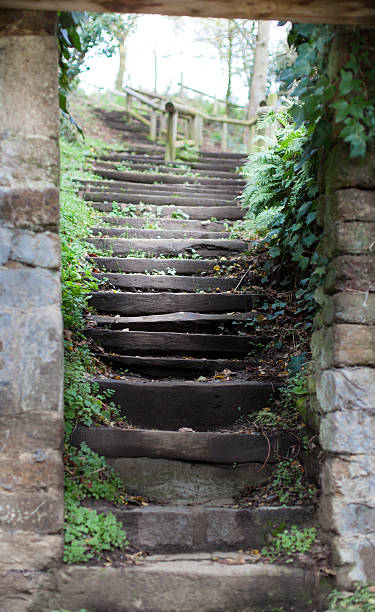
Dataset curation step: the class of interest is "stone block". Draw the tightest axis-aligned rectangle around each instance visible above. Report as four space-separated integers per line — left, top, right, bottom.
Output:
321 222 375 257
0 449 63 492
0 488 63 533
323 189 375 224
320 409 375 454
320 493 375 537
331 534 375 588
0 305 63 415
0 569 57 612
0 411 63 454
0 529 62 571
9 229 60 268
324 255 375 293
321 292 375 325
0 186 60 231
107 457 273 505
312 324 375 368
321 456 375 505
316 367 375 414
325 142 375 191
0 267 60 309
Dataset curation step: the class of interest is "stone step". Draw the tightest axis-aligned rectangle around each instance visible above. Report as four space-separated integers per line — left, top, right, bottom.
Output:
87 329 271 357
98 353 254 378
92 272 237 292
99 216 229 232
83 502 315 553
93 379 276 430
85 237 248 257
72 426 296 465
91 227 229 240
89 311 257 332
52 557 329 612
85 191 234 207
94 167 245 186
91 203 245 220
88 256 218 274
107 456 273 504
89 291 261 315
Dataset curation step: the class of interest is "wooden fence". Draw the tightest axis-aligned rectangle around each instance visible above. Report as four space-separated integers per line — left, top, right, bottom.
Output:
108 85 279 161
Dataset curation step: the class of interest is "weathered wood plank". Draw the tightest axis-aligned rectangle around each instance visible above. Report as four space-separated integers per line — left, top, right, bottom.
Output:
93 167 245 186
71 426 295 464
91 227 229 239
85 191 234 207
90 311 258 328
89 291 261 315
80 179 241 195
91 203 245 220
86 329 270 356
92 272 237 292
93 379 277 430
88 256 217 274
85 237 249 257
99 217 228 232
98 353 254 377
95 161 242 180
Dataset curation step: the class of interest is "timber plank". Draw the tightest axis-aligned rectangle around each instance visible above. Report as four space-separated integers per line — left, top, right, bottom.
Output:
80 179 241 195
95 161 242 180
90 203 245 220
71 426 295 464
89 291 262 315
93 379 276 430
98 354 254 377
99 217 228 232
93 167 245 186
91 227 229 239
88 257 217 274
85 192 234 207
90 311 258 328
86 329 270 356
85 237 249 257
92 272 237 292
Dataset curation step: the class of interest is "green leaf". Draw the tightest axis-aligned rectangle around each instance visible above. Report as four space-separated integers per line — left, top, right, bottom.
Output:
269 245 281 258
340 70 353 96
331 99 350 122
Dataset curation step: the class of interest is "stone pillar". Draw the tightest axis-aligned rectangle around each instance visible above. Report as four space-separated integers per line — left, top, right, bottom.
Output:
313 28 375 588
0 9 63 610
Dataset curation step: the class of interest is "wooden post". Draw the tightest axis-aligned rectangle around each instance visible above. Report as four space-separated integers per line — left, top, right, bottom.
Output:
150 110 157 141
165 110 178 162
159 113 167 140
221 120 228 151
193 115 202 148
184 118 190 139
126 92 132 113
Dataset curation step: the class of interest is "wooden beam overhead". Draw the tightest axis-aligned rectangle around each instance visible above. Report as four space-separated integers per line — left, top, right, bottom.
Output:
0 0 374 25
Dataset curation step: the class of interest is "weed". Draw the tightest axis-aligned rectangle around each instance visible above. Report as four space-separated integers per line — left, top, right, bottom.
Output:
262 526 317 561
328 584 375 611
271 459 311 505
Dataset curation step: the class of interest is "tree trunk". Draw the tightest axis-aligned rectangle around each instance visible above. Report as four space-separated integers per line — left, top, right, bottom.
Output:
225 23 234 115
247 20 271 120
115 40 126 90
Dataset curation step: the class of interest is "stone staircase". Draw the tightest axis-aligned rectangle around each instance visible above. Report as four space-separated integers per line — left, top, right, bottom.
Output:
62 110 328 611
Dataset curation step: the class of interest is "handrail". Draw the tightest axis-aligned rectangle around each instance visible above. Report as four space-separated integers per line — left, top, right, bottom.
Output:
121 86 163 111
177 82 245 108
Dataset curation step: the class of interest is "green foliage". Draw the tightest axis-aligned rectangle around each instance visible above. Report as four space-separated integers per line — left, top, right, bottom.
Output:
262 526 317 560
271 458 311 505
64 500 128 563
65 443 127 504
328 584 375 611
282 24 375 159
241 111 323 315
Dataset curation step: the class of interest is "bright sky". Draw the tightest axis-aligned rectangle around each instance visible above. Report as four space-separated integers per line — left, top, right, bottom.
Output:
80 16 288 105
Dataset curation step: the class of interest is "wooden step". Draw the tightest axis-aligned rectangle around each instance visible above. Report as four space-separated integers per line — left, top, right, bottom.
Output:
85 192 234 207
88 256 218 275
92 273 237 292
87 329 270 357
100 216 229 232
100 154 243 171
91 203 245 220
97 354 254 377
83 502 315 554
91 227 229 240
72 426 296 465
93 167 245 186
90 311 257 331
93 378 276 430
85 237 249 257
96 161 242 180
80 179 241 195
89 292 261 315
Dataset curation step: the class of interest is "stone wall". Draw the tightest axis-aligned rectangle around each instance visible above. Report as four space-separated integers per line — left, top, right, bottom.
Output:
0 10 64 611
312 28 375 589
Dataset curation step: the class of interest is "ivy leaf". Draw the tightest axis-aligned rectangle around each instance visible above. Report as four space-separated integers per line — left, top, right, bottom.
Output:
340 70 353 96
331 99 350 122
340 120 367 157
269 246 281 258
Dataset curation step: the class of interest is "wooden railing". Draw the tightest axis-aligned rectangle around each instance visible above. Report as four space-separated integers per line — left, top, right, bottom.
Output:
108 85 279 161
